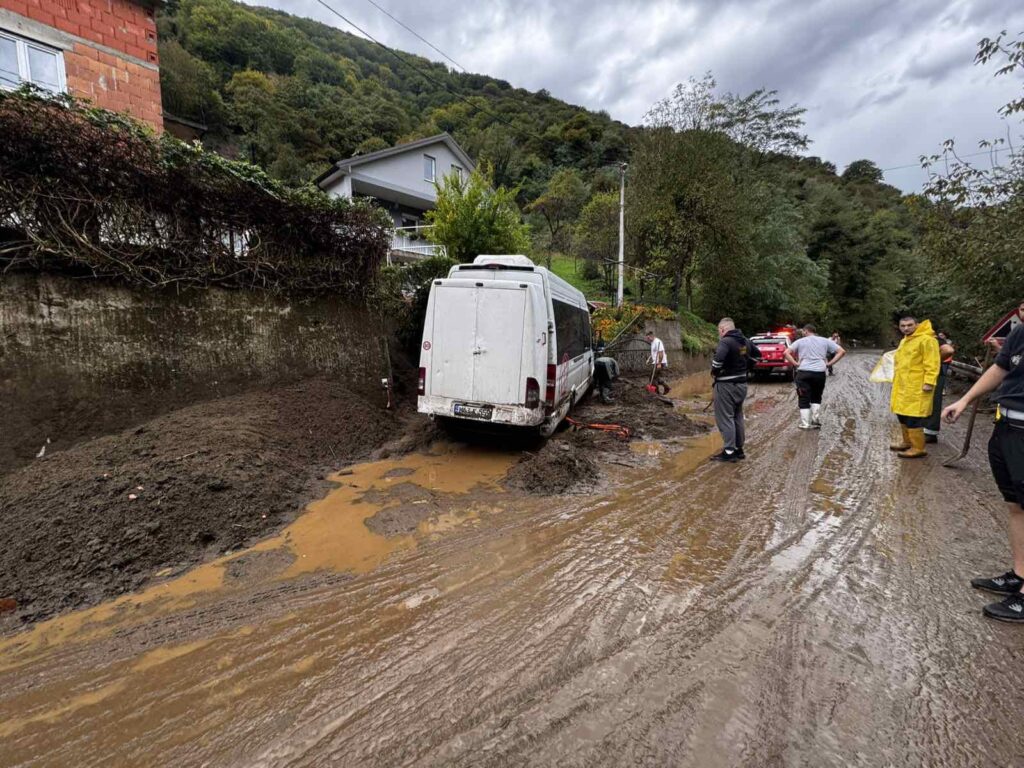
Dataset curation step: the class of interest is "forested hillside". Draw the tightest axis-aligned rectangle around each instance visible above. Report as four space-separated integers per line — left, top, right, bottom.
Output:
156 0 1022 347
157 0 629 199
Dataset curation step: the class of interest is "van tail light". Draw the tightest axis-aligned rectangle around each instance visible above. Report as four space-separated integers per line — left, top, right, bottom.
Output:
525 377 540 408
417 367 426 396
545 363 556 406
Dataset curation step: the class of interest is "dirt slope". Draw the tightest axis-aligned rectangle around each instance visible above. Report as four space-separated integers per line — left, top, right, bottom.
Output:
0 378 404 625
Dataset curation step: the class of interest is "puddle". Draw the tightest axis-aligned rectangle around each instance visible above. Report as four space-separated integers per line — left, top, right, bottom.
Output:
0 679 128 738
669 431 723 475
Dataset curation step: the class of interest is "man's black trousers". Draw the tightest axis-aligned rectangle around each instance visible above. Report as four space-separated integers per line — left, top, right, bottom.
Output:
794 370 827 408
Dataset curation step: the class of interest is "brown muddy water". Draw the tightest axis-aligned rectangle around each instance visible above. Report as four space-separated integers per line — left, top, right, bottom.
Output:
2 355 1024 767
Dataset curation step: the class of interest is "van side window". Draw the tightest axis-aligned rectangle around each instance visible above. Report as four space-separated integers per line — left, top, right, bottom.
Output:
553 300 592 360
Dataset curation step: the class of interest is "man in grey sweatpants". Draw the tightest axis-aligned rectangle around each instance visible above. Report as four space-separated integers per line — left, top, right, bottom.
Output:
710 318 760 462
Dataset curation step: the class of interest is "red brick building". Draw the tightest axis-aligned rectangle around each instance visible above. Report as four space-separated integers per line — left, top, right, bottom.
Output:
0 0 163 130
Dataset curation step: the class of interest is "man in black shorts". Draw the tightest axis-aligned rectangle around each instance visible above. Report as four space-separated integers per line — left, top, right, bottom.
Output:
943 323 1024 622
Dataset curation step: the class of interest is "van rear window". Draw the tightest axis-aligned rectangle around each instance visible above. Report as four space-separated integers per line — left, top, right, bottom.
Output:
554 300 591 360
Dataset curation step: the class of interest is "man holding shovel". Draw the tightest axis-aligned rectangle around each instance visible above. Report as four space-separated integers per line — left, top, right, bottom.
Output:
645 330 670 395
943 322 1024 623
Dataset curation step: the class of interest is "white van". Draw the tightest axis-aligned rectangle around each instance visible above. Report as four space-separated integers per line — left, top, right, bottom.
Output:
417 255 594 436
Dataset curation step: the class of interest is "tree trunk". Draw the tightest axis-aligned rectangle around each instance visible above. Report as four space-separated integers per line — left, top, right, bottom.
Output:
670 269 682 309
685 271 693 312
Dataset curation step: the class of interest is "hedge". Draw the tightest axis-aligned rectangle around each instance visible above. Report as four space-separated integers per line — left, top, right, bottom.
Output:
0 88 392 296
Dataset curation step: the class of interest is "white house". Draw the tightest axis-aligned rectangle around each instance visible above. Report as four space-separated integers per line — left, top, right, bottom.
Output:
316 133 475 262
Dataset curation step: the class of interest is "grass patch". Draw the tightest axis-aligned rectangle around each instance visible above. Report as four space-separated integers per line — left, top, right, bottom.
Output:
678 309 718 355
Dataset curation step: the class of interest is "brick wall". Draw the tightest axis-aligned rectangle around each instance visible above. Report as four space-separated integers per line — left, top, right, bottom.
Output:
0 0 162 129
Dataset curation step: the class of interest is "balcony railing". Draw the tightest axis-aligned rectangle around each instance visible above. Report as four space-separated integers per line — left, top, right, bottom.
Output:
389 224 446 264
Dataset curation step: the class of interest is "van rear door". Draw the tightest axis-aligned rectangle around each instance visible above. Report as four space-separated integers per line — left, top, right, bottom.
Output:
430 282 528 406
472 285 526 404
430 284 477 402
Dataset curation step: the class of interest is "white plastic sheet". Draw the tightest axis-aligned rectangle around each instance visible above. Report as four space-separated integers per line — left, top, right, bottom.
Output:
869 350 896 383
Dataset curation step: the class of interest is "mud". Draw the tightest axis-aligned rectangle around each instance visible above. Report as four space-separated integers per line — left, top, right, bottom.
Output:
5 356 1024 767
505 374 712 495
0 377 407 628
505 438 602 495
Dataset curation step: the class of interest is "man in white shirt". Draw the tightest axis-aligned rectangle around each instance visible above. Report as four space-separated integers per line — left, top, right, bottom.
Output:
783 324 845 429
645 330 670 395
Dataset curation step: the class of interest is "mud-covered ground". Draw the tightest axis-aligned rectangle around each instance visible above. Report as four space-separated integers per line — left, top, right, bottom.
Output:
505 374 710 495
3 354 1024 767
0 371 683 627
0 377 423 626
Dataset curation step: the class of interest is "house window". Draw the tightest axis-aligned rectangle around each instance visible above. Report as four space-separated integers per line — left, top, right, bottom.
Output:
451 164 463 182
423 154 436 182
0 32 66 93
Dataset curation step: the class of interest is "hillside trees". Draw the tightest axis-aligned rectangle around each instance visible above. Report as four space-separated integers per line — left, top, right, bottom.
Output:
157 0 630 186
913 30 1024 347
527 168 588 256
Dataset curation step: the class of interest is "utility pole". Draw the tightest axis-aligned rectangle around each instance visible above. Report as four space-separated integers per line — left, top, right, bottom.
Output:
617 162 627 307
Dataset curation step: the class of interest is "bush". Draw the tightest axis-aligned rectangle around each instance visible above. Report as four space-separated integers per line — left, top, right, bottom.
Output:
0 88 392 296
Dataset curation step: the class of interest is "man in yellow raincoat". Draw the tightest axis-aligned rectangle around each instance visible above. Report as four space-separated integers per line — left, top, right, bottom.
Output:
890 315 941 458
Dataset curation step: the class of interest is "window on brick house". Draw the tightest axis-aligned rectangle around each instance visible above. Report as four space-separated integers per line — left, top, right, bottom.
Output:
0 31 66 94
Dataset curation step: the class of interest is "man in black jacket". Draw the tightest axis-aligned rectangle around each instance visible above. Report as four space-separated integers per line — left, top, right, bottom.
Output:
710 317 761 462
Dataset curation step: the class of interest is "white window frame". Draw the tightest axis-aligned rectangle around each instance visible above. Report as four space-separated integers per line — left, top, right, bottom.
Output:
451 164 463 182
423 154 436 182
0 30 67 94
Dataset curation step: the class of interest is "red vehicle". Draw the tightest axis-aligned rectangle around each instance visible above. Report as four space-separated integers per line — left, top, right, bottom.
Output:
750 332 795 381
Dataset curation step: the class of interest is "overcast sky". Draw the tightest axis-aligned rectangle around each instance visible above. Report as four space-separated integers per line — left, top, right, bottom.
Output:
250 0 1024 192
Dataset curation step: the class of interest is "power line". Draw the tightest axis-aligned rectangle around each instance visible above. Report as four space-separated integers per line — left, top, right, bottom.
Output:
358 0 465 71
880 148 1018 173
312 0 553 147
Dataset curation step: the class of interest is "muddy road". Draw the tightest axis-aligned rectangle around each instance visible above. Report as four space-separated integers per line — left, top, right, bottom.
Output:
2 352 1023 767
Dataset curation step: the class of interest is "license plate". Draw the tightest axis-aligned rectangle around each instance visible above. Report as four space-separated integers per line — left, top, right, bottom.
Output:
453 403 493 420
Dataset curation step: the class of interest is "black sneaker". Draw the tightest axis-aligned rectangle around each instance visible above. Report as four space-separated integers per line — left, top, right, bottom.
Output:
710 450 738 463
983 592 1024 623
971 570 1023 595
734 448 746 460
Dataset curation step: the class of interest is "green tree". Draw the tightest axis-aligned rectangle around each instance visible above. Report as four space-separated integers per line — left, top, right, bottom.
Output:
426 164 531 261
915 30 1024 349
572 191 619 289
842 159 884 185
526 167 588 256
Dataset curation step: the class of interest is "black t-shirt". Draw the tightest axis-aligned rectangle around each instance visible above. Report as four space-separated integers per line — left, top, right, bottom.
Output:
995 325 1024 411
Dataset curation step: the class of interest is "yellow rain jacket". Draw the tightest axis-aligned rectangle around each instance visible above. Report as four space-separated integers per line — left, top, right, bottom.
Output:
891 319 941 417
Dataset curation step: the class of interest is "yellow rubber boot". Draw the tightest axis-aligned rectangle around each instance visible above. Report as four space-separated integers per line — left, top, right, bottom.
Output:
898 428 928 459
890 425 911 451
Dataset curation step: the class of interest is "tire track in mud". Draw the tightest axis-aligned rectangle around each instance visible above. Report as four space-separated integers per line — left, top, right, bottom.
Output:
3 353 1024 767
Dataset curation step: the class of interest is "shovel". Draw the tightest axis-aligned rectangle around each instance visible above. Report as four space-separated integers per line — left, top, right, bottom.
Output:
943 348 991 468
645 364 658 394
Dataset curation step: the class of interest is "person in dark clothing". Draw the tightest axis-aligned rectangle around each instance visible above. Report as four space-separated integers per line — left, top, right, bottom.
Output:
943 323 1024 623
710 317 761 462
594 356 620 404
924 331 956 443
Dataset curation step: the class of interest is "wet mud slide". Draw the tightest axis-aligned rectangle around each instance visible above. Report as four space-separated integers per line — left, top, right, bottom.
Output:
3 353 1024 767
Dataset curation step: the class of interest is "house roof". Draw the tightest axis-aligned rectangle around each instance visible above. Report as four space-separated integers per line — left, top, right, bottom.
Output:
315 133 475 187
